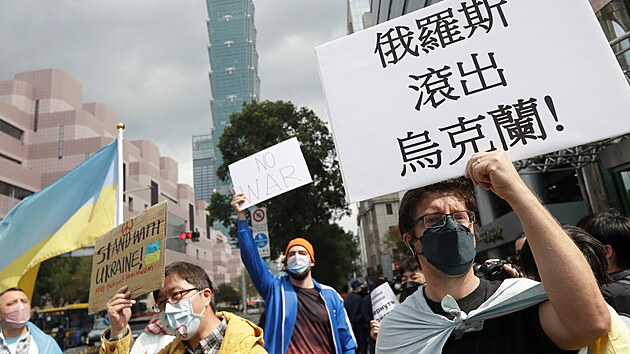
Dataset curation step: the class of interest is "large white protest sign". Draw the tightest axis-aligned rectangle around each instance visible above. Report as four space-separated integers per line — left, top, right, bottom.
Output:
371 282 399 322
229 137 313 209
317 0 630 202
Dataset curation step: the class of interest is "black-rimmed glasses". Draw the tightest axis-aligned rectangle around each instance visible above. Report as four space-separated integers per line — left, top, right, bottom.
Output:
152 288 199 313
412 211 475 229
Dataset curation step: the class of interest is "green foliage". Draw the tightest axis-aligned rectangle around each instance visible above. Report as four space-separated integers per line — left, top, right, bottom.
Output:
231 269 260 298
207 192 234 231
32 256 92 307
307 223 359 290
382 226 408 264
208 100 358 290
214 283 240 305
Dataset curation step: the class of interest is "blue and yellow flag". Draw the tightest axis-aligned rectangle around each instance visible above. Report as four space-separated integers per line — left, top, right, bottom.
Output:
0 140 119 296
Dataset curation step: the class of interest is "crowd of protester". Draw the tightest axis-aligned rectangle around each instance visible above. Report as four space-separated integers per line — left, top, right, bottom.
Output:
9 151 629 353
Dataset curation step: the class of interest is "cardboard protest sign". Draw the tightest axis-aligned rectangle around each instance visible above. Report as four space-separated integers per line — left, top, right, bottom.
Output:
229 137 313 210
371 282 399 322
316 0 630 202
88 201 168 314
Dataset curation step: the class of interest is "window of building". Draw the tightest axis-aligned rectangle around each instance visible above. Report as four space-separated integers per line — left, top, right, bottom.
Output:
0 180 34 200
33 100 40 131
128 197 134 212
150 181 158 205
196 249 199 260
0 119 24 141
386 203 393 215
58 125 64 159
0 153 21 165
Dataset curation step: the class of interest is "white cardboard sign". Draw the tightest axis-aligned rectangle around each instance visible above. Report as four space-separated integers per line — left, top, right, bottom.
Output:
229 137 313 209
371 282 399 322
316 0 630 202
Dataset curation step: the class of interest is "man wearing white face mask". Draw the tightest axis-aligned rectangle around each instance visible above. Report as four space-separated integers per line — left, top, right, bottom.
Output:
0 287 62 354
231 193 357 354
99 261 266 354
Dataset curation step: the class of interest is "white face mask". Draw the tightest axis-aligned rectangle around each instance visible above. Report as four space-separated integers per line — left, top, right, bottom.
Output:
159 291 206 340
3 302 30 329
287 253 311 275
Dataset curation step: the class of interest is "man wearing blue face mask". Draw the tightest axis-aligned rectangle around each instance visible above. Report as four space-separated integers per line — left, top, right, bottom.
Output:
375 151 611 354
231 193 356 354
99 261 266 354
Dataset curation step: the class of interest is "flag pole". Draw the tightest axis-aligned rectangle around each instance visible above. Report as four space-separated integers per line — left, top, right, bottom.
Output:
115 123 125 226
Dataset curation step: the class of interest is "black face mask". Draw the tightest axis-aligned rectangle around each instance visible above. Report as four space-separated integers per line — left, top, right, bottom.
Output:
404 280 422 289
399 282 421 303
418 216 476 276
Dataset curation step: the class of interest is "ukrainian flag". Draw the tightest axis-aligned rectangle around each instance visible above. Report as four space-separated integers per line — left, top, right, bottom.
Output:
0 140 119 297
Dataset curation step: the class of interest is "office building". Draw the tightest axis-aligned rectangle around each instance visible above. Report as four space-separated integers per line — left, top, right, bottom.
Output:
192 133 216 202
205 0 261 194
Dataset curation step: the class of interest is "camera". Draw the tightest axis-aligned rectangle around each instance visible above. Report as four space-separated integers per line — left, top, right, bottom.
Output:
474 259 513 281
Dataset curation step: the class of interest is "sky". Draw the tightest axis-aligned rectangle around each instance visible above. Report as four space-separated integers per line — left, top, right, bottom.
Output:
0 0 358 232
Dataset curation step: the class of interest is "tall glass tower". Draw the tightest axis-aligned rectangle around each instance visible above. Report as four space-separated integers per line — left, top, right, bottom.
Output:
192 134 215 202
205 0 261 194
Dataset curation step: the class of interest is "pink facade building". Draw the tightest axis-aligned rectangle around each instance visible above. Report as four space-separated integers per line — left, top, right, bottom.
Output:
0 68 242 286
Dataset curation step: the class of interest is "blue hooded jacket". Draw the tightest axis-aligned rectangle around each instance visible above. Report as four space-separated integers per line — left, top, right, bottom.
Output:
238 220 356 354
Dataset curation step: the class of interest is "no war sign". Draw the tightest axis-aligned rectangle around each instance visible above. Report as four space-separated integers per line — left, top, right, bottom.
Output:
229 137 313 210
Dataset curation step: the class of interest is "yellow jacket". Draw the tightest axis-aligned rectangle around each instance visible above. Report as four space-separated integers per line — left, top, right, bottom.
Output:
100 311 266 354
581 305 630 354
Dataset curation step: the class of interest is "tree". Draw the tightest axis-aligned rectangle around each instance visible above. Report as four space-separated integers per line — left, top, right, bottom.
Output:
382 226 408 265
32 256 92 307
214 283 240 306
208 100 358 290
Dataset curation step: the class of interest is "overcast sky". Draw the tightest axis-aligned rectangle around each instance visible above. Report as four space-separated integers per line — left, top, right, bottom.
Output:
0 0 358 232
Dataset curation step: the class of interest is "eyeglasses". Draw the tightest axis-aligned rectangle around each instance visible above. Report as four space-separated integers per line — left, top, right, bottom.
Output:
152 288 199 313
412 211 475 229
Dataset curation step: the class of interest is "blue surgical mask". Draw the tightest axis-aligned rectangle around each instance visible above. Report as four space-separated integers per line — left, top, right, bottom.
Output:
159 291 206 340
287 253 310 275
419 216 476 276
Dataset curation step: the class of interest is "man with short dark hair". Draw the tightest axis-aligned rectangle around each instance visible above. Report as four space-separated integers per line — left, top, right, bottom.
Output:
100 261 266 354
514 232 527 266
376 151 610 353
232 193 356 354
345 280 367 354
398 257 424 303
578 208 630 315
0 287 62 354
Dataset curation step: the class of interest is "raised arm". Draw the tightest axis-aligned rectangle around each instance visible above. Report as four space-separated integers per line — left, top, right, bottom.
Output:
231 193 276 299
466 151 610 350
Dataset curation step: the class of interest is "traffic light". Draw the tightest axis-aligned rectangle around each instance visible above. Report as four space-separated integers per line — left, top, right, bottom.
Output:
179 232 192 240
191 230 200 242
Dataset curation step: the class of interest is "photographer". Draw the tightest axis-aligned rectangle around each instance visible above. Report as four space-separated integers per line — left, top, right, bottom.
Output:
474 258 521 281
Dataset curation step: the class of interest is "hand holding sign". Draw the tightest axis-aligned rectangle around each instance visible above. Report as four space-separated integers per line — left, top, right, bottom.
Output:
371 282 399 322
229 137 313 210
106 285 135 338
465 150 530 202
231 193 248 220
